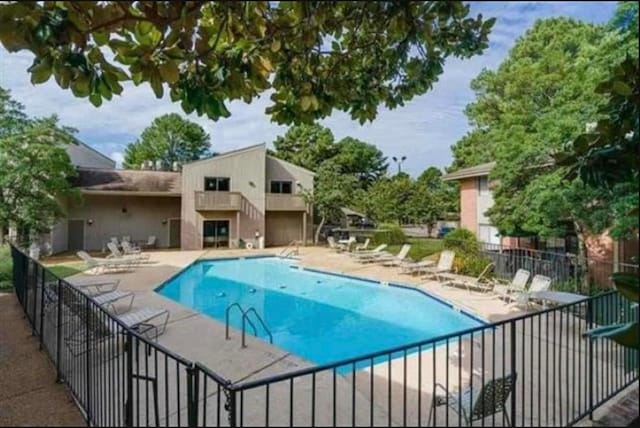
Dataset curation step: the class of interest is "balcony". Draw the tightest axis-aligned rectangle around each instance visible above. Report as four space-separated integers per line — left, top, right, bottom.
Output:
266 194 307 211
194 191 242 211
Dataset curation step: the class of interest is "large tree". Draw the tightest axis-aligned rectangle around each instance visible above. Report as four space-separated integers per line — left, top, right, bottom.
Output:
123 113 210 169
0 89 77 242
0 2 494 124
449 15 638 256
332 137 388 186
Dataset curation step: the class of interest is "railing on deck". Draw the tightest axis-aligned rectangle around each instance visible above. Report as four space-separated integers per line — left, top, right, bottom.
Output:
9 244 638 427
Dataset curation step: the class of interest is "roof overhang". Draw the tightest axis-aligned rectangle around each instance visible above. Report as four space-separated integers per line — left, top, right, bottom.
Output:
442 162 496 181
80 189 182 197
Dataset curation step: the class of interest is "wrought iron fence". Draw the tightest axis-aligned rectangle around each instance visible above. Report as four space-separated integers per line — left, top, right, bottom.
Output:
9 244 639 427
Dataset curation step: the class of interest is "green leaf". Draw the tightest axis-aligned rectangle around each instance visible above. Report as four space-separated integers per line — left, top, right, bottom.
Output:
158 61 180 84
93 32 109 46
89 92 103 107
300 95 312 111
29 62 52 84
149 74 164 98
612 80 632 96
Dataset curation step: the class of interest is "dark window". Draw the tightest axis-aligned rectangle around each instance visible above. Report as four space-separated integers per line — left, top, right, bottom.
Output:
204 177 230 191
270 180 293 194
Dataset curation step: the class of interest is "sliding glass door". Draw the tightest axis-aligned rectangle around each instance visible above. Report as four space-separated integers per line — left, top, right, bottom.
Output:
203 220 230 248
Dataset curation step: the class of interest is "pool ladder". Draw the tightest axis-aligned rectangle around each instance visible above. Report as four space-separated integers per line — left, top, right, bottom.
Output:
225 303 273 348
279 240 300 258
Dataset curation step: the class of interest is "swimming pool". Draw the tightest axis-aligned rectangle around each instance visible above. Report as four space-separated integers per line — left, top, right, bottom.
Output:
157 257 483 366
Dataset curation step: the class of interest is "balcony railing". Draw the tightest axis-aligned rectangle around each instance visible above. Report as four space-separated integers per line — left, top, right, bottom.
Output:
194 191 242 211
266 193 307 211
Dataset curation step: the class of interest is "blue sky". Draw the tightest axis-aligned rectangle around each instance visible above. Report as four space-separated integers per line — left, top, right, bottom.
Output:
0 2 616 175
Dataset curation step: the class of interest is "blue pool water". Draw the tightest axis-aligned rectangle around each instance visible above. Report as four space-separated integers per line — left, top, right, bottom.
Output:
157 257 483 366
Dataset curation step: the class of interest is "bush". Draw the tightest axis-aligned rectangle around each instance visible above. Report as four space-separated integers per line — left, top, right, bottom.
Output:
453 253 494 277
0 245 12 290
372 223 407 245
443 228 478 255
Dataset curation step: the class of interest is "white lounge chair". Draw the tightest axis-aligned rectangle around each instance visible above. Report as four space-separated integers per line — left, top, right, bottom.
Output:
70 278 121 295
400 258 436 275
422 250 456 281
512 274 552 309
491 269 531 302
141 235 157 249
355 238 370 252
121 240 142 255
350 244 388 258
107 242 149 262
440 262 495 293
77 251 134 274
377 244 411 266
327 236 341 252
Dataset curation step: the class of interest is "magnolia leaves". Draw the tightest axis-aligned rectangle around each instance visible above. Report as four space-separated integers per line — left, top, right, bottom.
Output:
0 1 494 124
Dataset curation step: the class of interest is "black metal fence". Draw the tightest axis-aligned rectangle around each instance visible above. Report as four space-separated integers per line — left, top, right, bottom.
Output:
9 244 639 427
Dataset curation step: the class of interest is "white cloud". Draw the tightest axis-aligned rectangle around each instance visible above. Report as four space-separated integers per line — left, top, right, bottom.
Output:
0 2 616 175
110 151 125 168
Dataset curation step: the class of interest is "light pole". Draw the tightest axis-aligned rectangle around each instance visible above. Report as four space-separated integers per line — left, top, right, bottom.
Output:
392 156 407 174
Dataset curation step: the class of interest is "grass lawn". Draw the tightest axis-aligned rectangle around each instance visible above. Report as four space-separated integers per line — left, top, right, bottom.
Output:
386 238 444 261
0 245 12 290
47 262 88 278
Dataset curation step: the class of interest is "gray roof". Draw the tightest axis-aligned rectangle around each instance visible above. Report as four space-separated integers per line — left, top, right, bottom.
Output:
442 162 495 181
74 168 181 193
341 207 366 217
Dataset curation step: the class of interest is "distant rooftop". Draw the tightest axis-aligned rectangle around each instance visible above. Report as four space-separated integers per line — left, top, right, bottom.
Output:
442 161 495 181
74 168 181 195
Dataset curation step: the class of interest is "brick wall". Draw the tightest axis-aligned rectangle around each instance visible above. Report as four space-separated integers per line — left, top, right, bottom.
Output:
459 178 478 235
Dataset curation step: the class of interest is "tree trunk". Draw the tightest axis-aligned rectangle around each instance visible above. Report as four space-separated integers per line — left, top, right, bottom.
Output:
314 216 326 245
574 221 590 294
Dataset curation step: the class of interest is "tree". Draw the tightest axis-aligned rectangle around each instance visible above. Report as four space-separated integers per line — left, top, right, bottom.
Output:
0 114 78 243
300 162 358 244
333 137 388 186
0 2 494 124
123 113 210 169
271 124 337 171
0 87 29 138
451 17 638 254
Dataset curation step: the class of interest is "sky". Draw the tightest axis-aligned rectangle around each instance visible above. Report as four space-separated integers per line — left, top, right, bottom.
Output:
0 2 617 176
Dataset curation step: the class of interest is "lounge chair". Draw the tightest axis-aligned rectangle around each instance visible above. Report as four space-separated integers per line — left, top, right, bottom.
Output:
77 251 135 274
107 242 149 262
377 244 411 266
422 250 456 282
400 258 436 275
428 373 517 426
491 269 531 303
512 274 552 309
141 235 157 249
327 236 341 252
44 284 134 315
121 240 142 255
355 238 370 252
440 262 496 293
350 244 388 258
70 278 121 295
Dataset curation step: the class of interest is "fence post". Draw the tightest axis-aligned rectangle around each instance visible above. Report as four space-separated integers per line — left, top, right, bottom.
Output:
187 364 199 428
39 264 45 349
125 331 134 427
30 260 37 330
510 320 517 427
588 298 594 421
226 386 237 428
55 279 63 383
85 298 92 425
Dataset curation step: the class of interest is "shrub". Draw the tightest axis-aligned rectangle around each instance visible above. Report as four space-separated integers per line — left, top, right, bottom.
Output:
453 253 494 277
443 228 478 255
372 223 407 245
0 245 12 290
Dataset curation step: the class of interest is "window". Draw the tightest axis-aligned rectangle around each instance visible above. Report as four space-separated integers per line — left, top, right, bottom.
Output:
478 176 489 196
204 177 230 191
270 180 293 194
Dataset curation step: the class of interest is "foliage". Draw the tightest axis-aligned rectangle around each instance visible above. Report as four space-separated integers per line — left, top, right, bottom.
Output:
452 252 493 277
332 137 388 186
443 228 478 255
0 87 28 138
123 113 211 169
47 262 88 278
555 56 639 239
0 88 78 237
0 245 11 290
271 124 338 171
300 161 358 244
372 223 407 246
608 1 639 34
386 238 443 262
449 16 638 243
0 1 494 124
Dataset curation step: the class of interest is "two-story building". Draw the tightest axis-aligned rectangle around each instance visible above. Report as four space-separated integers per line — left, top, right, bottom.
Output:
47 143 313 253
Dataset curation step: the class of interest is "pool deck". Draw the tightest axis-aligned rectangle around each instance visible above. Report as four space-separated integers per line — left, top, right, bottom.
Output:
56 247 633 426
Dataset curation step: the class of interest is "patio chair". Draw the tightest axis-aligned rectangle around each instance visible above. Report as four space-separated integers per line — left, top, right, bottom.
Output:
44 284 134 315
377 244 412 266
440 262 496 293
355 238 370 252
400 258 436 275
327 236 341 252
428 373 517 426
121 240 142 255
110 237 120 247
491 269 531 303
141 235 157 249
77 251 135 274
350 244 388 258
422 250 456 282
68 278 121 295
122 235 131 243
512 274 552 309
107 242 149 262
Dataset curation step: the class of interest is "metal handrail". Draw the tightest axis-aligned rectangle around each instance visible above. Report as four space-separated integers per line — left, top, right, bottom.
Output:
225 302 273 348
242 308 273 347
279 240 300 258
